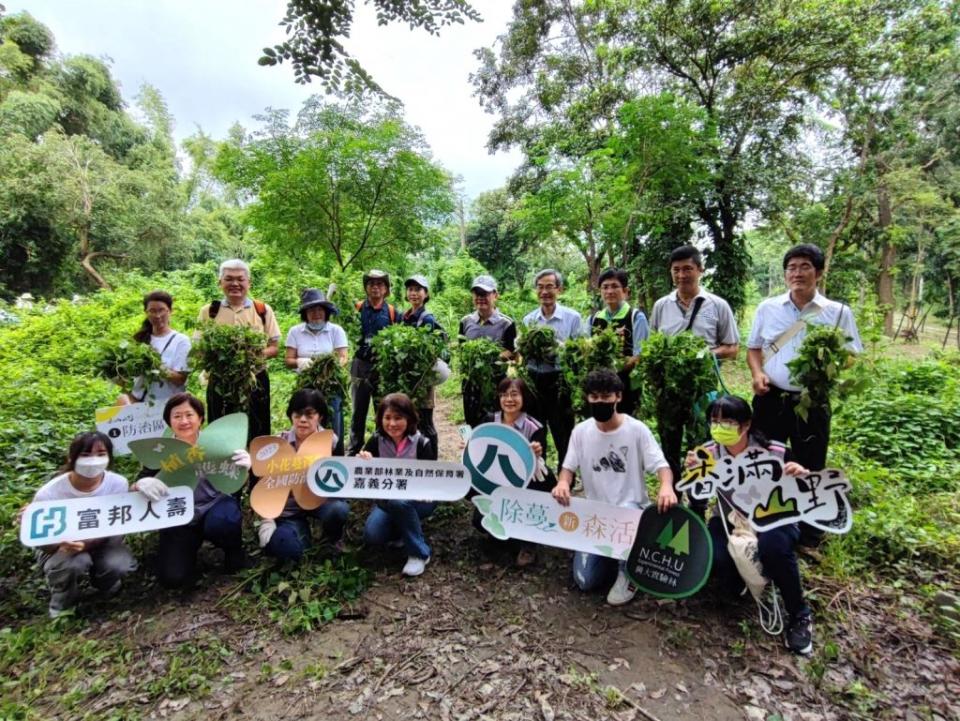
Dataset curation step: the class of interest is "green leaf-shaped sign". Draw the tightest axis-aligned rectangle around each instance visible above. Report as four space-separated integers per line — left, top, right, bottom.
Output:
129 413 249 494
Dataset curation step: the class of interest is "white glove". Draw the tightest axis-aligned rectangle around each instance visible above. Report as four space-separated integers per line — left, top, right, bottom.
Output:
258 519 277 548
135 476 169 502
295 357 314 373
198 370 209 387
232 449 252 469
533 456 548 483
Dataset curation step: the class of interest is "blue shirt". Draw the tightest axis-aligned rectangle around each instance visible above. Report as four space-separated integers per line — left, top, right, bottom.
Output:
356 300 396 361
522 303 583 372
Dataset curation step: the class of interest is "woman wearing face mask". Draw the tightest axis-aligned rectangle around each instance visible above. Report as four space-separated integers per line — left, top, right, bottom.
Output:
688 395 814 656
119 290 191 405
256 389 350 561
285 289 349 455
135 392 252 589
472 377 555 567
359 393 437 577
31 432 138 618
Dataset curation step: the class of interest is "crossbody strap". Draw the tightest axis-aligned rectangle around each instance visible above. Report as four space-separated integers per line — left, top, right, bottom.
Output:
762 306 824 363
684 296 706 332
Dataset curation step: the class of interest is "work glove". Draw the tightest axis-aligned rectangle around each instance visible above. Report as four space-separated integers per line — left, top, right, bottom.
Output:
135 476 170 502
258 519 277 548
231 450 252 469
296 357 314 373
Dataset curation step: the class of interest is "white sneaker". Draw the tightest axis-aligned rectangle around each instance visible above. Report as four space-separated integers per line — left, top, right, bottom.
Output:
606 571 637 606
401 556 430 577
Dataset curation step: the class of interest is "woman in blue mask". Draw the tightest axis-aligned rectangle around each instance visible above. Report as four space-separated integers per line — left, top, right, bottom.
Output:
285 288 349 455
690 395 814 656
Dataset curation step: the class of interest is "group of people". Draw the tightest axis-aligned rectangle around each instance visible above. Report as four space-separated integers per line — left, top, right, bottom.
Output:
31 243 861 657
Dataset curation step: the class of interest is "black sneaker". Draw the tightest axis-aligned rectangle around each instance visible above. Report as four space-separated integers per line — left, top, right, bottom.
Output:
785 611 813 655
224 548 254 572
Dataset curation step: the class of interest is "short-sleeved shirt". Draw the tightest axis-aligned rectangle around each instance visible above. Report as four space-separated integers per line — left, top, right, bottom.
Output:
276 428 340 519
285 322 349 358
650 289 739 348
561 415 668 508
356 301 397 362
197 297 281 342
34 471 130 502
459 310 517 351
131 331 191 403
522 304 583 373
747 291 863 392
587 303 649 356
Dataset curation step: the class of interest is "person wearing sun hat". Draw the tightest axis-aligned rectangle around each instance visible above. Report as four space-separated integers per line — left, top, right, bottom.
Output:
285 288 349 455
458 274 516 427
348 269 399 455
401 274 449 455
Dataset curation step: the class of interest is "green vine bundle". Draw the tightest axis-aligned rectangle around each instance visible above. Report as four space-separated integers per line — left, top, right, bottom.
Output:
787 324 855 421
190 322 266 411
296 353 351 412
372 325 446 407
457 337 506 412
636 331 716 438
558 327 623 411
95 339 165 398
516 325 558 366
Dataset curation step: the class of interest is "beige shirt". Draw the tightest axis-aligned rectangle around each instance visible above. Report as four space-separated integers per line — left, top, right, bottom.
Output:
197 298 281 342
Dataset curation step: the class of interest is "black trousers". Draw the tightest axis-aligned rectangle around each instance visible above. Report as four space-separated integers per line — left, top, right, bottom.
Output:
751 387 830 471
207 368 271 444
752 386 830 546
617 369 639 417
418 407 437 459
660 423 708 515
349 358 378 456
528 369 575 467
462 381 499 428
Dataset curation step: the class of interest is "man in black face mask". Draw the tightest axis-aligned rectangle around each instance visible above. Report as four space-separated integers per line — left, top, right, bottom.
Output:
553 369 677 606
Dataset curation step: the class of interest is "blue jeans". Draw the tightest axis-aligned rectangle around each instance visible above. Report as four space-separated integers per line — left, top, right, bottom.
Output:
571 501 641 591
363 500 436 560
265 501 350 562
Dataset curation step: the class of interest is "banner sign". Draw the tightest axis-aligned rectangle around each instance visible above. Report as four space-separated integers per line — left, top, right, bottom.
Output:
306 457 470 501
462 423 536 495
472 486 643 559
95 403 166 455
128 413 249 494
677 445 853 533
20 487 194 547
625 505 713 599
249 431 332 519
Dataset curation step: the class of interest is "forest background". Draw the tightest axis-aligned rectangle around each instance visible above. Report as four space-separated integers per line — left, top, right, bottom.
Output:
0 2 958 720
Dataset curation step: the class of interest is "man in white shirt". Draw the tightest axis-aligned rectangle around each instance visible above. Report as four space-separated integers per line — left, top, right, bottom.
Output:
553 369 677 606
650 245 739 516
747 244 862 472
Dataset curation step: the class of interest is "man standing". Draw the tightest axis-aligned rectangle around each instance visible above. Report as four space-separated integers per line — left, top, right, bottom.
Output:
747 244 862 472
650 245 740 513
522 268 582 466
552 369 677 606
197 259 280 442
587 268 648 416
348 270 397 456
458 274 516 427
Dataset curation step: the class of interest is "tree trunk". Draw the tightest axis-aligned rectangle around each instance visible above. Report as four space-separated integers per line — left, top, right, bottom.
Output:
875 181 896 336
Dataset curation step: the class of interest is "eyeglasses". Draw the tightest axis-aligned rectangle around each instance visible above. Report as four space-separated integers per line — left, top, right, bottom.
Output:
785 263 815 274
536 284 558 291
291 410 319 419
711 420 739 430
498 391 522 399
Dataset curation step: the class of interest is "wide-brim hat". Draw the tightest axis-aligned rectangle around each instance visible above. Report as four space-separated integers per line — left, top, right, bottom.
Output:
299 288 338 317
362 269 391 289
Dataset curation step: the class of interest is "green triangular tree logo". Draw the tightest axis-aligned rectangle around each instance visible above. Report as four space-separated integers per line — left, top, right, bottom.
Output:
655 520 674 550
667 521 690 556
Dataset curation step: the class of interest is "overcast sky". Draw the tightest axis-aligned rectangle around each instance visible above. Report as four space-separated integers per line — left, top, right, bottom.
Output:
7 0 521 200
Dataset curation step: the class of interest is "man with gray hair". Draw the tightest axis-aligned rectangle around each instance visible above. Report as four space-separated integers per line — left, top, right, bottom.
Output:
197 259 281 441
521 269 582 465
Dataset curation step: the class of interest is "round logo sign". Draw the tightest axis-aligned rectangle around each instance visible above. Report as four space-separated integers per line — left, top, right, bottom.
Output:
309 460 348 494
461 423 536 495
625 505 713 599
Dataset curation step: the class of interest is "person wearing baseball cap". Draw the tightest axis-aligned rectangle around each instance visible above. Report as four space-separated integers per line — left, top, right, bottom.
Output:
401 275 449 455
284 288 349 454
348 269 398 455
458 274 516 426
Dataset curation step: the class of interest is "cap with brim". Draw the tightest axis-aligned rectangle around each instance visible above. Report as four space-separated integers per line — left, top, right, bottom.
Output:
299 288 338 316
471 275 498 293
404 274 430 291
